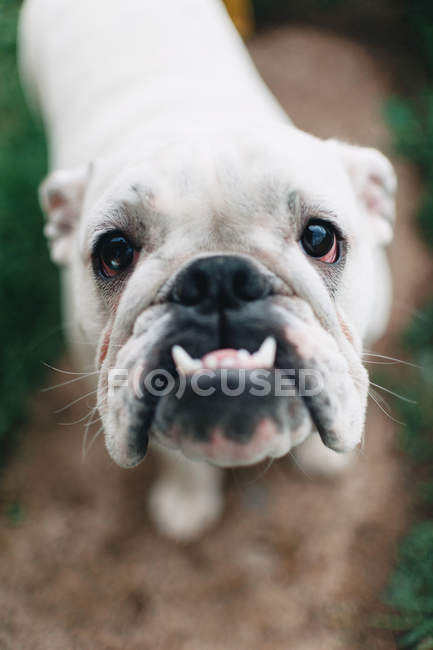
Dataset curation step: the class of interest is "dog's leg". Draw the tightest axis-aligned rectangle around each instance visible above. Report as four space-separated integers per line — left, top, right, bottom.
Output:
293 433 355 478
148 446 224 541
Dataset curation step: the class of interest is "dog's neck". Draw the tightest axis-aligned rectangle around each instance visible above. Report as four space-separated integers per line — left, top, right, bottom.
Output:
20 0 287 169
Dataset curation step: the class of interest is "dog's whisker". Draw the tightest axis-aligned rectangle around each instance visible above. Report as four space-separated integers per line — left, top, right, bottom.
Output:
362 352 419 369
53 389 98 414
86 426 105 455
58 394 107 426
288 449 313 479
41 371 99 392
42 361 98 376
368 389 405 426
363 359 403 365
369 380 417 404
80 414 103 430
81 405 100 459
241 457 275 486
58 409 98 426
369 387 391 412
82 419 104 460
88 413 103 425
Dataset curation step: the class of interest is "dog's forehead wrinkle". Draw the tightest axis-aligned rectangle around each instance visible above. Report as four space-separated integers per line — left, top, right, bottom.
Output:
287 189 304 219
290 187 342 226
90 207 148 253
126 147 287 220
89 143 356 249
130 182 156 206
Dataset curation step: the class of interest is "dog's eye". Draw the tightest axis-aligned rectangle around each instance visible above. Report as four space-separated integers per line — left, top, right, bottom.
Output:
96 232 136 278
300 220 339 263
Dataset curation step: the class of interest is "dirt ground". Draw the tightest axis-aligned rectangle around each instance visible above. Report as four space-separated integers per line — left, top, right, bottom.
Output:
1 27 433 650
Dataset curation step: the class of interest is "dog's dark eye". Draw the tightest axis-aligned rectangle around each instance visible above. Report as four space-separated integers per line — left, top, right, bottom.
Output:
96 232 136 278
300 220 339 263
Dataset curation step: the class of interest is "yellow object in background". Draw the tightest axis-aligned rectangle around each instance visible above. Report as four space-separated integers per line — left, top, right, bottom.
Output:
223 0 255 39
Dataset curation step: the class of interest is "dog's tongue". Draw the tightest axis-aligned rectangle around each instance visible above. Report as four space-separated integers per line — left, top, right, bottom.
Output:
202 348 257 369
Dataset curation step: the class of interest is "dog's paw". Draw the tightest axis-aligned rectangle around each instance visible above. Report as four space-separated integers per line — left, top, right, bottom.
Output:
148 479 224 542
293 433 356 478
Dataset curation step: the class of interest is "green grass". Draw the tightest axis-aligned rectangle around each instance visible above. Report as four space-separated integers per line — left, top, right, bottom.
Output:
0 0 62 466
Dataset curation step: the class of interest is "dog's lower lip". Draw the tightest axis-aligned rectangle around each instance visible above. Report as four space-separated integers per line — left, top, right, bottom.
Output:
131 339 343 458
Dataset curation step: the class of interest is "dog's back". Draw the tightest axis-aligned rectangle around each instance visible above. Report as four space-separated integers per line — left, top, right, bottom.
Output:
19 0 286 169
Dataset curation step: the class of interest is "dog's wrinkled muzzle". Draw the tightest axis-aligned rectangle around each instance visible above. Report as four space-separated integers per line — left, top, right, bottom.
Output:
107 254 364 467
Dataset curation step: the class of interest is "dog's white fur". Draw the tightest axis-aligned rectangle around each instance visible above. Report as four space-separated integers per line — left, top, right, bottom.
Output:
19 0 396 540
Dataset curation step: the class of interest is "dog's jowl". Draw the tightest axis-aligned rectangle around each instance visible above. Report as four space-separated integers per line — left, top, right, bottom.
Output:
19 0 396 539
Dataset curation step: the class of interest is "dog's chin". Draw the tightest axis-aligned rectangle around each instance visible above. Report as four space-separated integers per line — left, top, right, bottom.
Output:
150 368 313 467
155 429 293 468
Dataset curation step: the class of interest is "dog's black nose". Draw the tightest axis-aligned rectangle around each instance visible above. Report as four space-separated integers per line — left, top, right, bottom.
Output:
171 255 271 309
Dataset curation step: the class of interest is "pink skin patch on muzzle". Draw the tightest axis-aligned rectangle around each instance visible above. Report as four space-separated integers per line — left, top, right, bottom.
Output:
99 328 111 366
178 417 286 466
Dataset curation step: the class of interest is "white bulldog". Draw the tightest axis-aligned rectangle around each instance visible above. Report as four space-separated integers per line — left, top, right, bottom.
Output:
19 0 396 540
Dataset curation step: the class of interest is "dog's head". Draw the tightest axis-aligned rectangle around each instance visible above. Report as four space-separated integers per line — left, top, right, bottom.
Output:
40 126 396 467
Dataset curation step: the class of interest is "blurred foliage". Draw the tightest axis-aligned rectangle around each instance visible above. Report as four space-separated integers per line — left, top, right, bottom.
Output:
389 307 433 467
384 522 433 648
387 95 433 248
6 500 25 526
400 0 433 76
0 0 62 466
379 2 433 647
382 307 433 648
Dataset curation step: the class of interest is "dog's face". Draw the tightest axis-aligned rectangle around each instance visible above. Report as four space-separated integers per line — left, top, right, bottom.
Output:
40 126 396 467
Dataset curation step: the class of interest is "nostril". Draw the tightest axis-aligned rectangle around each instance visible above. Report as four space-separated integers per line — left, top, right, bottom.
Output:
175 269 208 306
232 268 268 302
232 269 250 301
191 269 208 304
171 255 271 308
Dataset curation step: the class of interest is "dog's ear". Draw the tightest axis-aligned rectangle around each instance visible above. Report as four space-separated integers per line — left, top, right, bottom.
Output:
328 140 397 246
39 164 92 265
